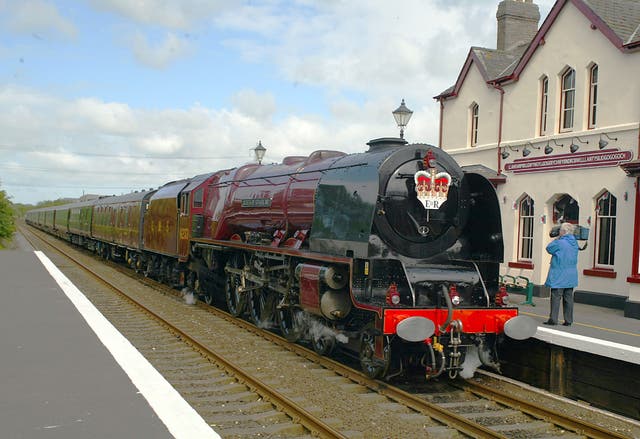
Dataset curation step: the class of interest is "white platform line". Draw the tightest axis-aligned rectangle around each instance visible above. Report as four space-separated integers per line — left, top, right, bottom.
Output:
35 251 220 439
535 327 640 365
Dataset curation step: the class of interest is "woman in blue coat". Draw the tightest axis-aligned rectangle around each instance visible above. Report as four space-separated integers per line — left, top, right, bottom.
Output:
544 222 579 326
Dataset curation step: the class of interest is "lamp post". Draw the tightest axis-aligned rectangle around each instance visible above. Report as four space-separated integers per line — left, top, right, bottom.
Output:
392 99 413 139
253 140 266 164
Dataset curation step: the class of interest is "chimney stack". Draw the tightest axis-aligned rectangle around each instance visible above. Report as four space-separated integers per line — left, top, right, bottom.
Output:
496 0 540 51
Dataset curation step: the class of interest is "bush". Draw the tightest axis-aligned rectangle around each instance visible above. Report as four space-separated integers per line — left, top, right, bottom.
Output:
0 189 16 248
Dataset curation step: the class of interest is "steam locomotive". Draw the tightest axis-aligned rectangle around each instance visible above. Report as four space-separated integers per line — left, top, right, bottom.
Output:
26 137 536 380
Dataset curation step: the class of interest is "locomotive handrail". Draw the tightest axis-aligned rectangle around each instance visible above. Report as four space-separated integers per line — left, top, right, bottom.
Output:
208 162 368 187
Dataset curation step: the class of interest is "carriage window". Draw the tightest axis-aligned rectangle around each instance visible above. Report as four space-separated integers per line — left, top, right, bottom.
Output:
193 188 203 208
180 193 189 215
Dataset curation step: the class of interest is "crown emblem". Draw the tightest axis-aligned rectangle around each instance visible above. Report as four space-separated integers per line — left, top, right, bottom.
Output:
414 150 451 210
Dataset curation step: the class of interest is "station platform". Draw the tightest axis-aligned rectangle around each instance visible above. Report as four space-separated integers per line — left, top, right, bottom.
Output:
511 290 640 364
0 234 219 439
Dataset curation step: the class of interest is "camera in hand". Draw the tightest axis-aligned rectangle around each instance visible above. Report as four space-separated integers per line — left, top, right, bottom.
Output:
549 224 589 240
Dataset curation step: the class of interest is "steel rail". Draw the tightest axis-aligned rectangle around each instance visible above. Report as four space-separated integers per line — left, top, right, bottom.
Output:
21 226 347 439
459 380 632 439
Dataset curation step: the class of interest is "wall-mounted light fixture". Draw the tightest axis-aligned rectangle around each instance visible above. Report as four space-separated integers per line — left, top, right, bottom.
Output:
522 141 540 157
544 138 564 155
598 132 618 149
570 136 588 153
501 145 518 160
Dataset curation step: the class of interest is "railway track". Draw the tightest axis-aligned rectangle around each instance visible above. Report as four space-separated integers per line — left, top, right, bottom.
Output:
21 224 640 438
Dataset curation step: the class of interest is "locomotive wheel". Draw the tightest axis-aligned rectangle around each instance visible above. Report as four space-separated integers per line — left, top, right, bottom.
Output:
225 253 246 317
249 288 276 328
359 325 390 379
312 332 335 356
144 260 154 278
276 305 305 342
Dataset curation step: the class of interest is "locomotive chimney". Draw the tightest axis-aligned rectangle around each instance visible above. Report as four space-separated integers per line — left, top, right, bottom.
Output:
366 137 408 152
496 0 540 51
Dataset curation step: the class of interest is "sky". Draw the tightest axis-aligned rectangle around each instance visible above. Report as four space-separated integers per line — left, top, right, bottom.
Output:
0 0 555 205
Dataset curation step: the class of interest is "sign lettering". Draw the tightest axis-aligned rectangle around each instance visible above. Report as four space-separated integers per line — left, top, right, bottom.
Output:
504 148 633 174
241 198 272 208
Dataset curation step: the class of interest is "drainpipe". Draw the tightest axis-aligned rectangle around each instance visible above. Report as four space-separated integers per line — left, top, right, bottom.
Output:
633 122 640 279
492 82 505 174
438 98 444 148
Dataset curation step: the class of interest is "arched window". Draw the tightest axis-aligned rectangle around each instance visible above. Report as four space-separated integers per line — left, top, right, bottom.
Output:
539 76 549 135
518 195 534 261
470 103 479 146
553 194 579 224
588 64 598 129
561 68 575 131
595 191 616 266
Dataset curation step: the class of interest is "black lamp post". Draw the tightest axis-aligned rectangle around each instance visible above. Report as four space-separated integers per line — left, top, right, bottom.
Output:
253 141 266 164
392 99 413 139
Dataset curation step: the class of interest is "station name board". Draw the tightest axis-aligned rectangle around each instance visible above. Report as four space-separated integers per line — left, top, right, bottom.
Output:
504 148 633 174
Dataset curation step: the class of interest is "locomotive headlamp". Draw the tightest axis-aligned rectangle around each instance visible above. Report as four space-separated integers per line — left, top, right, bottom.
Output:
253 140 267 164
423 150 436 169
449 285 461 306
392 99 413 139
495 286 509 306
386 283 401 306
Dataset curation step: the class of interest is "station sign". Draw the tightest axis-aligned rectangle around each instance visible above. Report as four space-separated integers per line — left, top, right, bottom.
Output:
504 148 633 174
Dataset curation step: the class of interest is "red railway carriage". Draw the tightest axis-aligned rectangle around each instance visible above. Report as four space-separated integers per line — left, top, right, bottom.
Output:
143 180 189 258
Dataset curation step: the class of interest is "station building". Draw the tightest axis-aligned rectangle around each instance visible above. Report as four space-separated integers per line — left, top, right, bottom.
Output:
434 0 640 319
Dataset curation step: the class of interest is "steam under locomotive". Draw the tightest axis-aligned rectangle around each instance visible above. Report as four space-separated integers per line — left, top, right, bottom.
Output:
26 137 537 380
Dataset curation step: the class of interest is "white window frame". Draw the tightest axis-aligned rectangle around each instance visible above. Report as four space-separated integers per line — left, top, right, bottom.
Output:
540 76 549 136
588 64 598 129
560 68 575 132
518 195 534 261
595 191 616 267
470 103 479 147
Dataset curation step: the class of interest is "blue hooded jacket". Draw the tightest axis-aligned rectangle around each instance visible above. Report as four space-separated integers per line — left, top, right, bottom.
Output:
544 234 579 288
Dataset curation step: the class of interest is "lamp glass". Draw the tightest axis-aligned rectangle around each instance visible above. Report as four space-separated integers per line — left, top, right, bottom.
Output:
392 99 413 128
253 141 266 163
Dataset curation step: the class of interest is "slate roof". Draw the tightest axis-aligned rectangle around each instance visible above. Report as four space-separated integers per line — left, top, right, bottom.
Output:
471 43 529 81
585 0 640 45
435 0 640 100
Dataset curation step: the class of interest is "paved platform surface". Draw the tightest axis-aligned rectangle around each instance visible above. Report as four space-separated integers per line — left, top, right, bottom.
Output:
0 233 218 439
511 290 640 364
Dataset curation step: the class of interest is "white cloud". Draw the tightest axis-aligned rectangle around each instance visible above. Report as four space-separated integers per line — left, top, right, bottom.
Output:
129 32 192 69
231 89 277 122
3 0 77 39
87 0 239 29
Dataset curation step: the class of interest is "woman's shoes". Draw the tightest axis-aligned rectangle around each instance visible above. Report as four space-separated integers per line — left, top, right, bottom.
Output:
543 320 557 325
562 322 572 326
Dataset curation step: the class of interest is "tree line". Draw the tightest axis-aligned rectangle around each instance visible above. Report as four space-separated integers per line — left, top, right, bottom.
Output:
0 182 74 249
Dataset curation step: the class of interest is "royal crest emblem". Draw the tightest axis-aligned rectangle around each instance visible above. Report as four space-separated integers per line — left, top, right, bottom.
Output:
414 150 451 210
